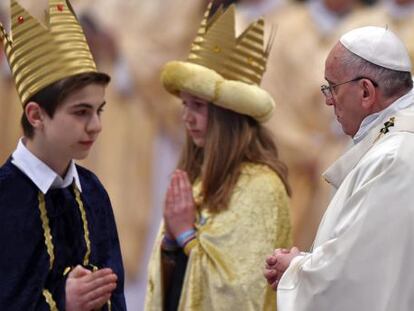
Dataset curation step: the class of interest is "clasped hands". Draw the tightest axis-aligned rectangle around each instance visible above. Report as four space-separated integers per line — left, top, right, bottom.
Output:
164 169 196 239
65 265 117 311
264 247 300 290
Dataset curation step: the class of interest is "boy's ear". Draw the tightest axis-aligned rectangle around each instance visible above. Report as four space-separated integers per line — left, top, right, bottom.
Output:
25 102 45 129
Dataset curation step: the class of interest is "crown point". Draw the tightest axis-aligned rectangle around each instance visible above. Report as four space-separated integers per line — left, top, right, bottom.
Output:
17 16 24 24
213 46 221 53
57 4 64 11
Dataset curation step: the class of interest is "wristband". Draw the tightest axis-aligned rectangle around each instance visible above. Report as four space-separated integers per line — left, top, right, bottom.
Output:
176 228 196 247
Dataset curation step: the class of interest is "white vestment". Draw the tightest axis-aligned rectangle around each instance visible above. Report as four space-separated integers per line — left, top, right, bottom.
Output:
277 90 414 311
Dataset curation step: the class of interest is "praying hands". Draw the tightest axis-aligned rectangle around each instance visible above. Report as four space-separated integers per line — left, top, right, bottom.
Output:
163 170 196 239
264 247 301 290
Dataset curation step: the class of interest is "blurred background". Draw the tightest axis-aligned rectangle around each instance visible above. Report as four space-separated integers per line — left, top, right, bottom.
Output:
1 0 414 309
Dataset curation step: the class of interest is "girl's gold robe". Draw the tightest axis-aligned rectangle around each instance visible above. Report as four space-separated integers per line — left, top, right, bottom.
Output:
145 163 292 311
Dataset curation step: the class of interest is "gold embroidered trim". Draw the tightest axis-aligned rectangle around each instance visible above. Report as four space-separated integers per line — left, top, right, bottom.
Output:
63 266 72 277
73 185 91 266
37 185 95 311
375 117 396 143
38 192 55 270
183 238 198 256
42 289 58 311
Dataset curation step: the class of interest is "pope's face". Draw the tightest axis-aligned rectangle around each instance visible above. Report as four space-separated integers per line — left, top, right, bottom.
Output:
324 44 367 137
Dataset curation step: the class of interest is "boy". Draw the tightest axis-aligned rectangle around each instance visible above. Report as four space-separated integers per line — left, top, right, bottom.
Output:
0 0 126 310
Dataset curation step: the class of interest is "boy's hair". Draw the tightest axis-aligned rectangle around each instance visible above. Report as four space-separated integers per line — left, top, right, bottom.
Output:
21 72 110 138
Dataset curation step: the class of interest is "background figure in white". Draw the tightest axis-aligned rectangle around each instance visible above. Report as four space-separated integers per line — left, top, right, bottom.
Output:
340 0 414 66
262 0 361 250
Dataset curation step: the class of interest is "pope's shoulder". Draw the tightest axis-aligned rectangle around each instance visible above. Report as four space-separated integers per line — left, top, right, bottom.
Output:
362 130 414 172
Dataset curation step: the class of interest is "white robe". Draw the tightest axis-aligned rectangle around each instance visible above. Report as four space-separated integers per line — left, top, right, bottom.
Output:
277 92 414 311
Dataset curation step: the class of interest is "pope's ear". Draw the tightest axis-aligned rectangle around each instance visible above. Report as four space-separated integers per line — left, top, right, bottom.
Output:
24 101 44 129
360 79 376 111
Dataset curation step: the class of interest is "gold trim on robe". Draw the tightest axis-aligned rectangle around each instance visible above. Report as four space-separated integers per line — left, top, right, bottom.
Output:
42 289 58 311
36 184 108 310
38 192 55 270
74 186 91 266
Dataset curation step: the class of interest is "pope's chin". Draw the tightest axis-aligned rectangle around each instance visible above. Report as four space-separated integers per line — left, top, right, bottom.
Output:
341 124 358 137
335 117 350 136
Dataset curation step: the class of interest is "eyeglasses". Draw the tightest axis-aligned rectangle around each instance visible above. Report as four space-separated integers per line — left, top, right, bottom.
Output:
321 76 378 100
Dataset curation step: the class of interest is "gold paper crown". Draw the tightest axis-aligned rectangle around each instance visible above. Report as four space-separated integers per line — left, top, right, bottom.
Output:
161 3 276 122
188 3 274 85
0 0 98 105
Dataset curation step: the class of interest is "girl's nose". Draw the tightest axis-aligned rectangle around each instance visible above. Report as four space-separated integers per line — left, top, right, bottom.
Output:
182 106 194 122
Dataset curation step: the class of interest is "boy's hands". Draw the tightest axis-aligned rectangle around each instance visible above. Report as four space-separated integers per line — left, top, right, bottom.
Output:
65 265 117 311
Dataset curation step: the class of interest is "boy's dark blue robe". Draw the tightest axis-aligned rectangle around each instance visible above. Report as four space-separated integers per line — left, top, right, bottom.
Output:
0 158 127 310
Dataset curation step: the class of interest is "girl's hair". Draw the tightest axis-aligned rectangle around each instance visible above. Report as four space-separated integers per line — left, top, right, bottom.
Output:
178 103 290 212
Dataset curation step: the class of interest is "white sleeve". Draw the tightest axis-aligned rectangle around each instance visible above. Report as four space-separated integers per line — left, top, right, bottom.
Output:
277 143 414 311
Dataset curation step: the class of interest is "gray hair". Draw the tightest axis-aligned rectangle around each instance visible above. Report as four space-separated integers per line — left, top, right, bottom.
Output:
341 49 413 98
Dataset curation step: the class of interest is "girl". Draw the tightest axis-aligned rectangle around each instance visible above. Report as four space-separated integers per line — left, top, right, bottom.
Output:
145 3 292 310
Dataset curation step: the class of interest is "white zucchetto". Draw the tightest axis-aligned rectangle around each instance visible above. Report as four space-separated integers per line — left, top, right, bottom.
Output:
340 26 412 72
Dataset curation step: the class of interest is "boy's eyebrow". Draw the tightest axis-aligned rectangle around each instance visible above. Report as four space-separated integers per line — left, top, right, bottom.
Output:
71 101 106 109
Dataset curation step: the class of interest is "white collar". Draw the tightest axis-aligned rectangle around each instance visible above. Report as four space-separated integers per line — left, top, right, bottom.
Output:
353 88 414 143
323 104 414 189
11 138 82 194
